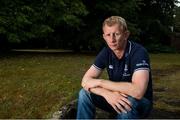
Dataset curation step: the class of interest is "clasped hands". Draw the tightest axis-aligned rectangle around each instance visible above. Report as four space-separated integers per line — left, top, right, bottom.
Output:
82 79 132 114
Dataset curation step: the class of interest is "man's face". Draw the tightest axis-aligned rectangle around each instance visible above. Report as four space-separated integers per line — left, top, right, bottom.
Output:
103 24 129 51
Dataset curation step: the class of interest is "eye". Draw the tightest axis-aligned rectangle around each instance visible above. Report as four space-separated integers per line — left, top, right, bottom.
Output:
115 33 120 36
105 34 111 37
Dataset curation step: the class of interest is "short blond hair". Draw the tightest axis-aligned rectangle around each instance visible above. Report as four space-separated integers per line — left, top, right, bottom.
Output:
102 16 128 32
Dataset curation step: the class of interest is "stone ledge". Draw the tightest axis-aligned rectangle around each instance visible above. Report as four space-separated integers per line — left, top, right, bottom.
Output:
53 100 77 119
52 99 115 119
53 99 180 119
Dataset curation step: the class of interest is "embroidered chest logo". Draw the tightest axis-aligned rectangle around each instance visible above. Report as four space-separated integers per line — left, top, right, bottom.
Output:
109 65 113 69
123 64 130 76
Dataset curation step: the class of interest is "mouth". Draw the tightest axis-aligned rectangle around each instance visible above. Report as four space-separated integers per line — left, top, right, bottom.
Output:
110 44 116 47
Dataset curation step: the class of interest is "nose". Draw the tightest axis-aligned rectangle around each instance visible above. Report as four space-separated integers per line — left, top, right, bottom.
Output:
110 33 116 43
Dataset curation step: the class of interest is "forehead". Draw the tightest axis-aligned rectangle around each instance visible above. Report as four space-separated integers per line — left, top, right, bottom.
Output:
103 24 123 33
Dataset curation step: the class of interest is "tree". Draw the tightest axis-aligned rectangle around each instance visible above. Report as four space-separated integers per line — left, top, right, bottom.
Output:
0 0 178 52
174 6 180 32
77 0 143 51
138 0 178 52
0 0 88 49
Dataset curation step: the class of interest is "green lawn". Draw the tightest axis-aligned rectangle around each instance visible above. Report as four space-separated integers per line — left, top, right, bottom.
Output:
150 53 180 118
0 53 180 118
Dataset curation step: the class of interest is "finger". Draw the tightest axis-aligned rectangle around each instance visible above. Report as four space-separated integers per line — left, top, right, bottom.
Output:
120 93 128 97
84 86 90 92
120 96 132 107
118 100 131 112
112 104 121 114
115 103 127 113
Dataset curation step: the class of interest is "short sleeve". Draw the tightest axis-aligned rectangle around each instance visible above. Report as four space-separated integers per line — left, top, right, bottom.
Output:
131 48 150 72
93 47 108 70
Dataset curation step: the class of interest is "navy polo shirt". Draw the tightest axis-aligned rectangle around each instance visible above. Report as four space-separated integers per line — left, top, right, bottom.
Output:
93 41 152 102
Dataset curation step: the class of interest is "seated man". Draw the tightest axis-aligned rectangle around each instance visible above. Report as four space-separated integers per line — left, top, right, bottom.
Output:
76 16 153 119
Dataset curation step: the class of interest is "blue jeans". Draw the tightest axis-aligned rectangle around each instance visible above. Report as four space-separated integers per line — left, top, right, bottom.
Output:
76 89 152 119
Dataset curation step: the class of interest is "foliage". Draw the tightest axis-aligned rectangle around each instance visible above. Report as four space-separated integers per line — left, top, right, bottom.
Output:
174 6 180 32
138 0 177 51
0 0 178 51
75 0 143 51
0 0 88 49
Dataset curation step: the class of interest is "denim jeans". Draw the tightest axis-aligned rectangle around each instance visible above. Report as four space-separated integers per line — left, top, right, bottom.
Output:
76 89 152 119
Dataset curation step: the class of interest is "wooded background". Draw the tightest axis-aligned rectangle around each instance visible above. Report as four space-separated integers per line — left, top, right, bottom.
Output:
0 0 180 52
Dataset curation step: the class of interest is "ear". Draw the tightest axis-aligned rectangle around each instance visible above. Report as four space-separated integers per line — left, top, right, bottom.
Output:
125 30 130 39
103 34 106 40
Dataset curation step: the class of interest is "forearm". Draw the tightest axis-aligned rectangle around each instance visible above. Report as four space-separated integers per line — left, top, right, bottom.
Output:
82 77 139 99
89 87 111 98
82 78 137 98
81 77 99 87
100 80 142 99
81 76 104 90
82 76 145 99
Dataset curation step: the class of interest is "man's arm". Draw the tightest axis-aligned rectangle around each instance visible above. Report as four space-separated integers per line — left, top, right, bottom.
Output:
82 65 149 100
99 70 149 100
81 65 131 113
81 65 103 91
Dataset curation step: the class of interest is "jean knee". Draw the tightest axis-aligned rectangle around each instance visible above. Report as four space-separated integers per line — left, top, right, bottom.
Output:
116 97 140 119
126 96 152 118
78 89 91 102
127 96 139 108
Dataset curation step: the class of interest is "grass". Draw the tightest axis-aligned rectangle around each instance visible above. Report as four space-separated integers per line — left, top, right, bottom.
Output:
150 53 180 118
0 53 95 118
0 52 180 118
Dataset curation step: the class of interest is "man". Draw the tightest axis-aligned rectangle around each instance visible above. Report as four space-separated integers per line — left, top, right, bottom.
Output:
76 16 153 119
